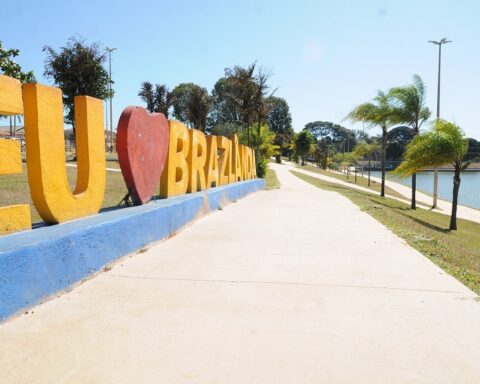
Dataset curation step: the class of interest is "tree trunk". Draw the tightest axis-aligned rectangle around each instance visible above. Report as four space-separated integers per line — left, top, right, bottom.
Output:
411 126 419 210
256 120 261 172
368 154 371 187
411 174 417 210
381 127 386 197
449 166 461 230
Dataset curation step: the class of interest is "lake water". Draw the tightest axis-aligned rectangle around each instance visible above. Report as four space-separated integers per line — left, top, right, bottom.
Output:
370 171 480 210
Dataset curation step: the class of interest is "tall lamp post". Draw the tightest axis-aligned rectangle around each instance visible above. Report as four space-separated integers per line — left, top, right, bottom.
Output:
106 47 117 152
428 38 451 208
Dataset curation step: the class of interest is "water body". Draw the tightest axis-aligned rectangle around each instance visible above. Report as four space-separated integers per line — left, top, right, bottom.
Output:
370 171 480 210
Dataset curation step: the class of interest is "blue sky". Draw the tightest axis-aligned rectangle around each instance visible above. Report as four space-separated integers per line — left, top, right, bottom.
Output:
2 0 479 138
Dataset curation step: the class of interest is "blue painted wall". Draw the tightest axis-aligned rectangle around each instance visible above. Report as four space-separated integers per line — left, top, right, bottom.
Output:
0 179 264 321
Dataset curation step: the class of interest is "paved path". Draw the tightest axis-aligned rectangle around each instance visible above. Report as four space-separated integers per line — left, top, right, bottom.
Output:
1 164 480 383
369 173 480 223
295 163 480 224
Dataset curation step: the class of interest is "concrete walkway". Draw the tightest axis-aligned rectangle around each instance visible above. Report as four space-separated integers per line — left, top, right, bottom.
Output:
1 164 480 383
370 173 480 223
294 163 480 224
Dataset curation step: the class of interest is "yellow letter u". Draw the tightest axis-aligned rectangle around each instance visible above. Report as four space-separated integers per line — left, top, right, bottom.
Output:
23 83 106 224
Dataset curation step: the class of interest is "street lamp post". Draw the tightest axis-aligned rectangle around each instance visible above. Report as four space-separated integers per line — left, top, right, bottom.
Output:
106 47 117 152
428 38 451 209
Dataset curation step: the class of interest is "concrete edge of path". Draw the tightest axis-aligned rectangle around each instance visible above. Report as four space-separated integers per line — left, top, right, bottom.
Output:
288 163 480 224
0 178 265 322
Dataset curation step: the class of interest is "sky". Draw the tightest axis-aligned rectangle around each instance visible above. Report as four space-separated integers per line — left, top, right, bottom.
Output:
2 0 480 138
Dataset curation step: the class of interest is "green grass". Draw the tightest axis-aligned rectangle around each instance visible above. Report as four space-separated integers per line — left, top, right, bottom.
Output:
297 164 431 207
291 170 480 295
0 165 128 224
265 166 280 189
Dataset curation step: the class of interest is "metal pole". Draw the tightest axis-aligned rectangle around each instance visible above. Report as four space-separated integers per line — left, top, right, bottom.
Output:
108 50 113 152
430 38 451 209
106 47 116 152
433 44 441 208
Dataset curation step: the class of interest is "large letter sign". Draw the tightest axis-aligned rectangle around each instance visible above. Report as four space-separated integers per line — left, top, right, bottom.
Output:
0 75 260 235
0 76 31 234
23 83 106 223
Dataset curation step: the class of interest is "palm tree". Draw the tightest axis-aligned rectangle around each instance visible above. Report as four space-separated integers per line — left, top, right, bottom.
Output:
353 141 380 186
388 75 431 209
395 120 469 230
347 91 394 197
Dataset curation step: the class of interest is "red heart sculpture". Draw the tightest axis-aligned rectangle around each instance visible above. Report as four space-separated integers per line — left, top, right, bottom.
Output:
117 107 169 204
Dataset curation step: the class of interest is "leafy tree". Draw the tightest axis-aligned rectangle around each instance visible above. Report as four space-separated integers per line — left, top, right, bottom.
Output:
43 37 113 127
138 82 172 117
171 83 211 132
266 96 293 162
332 152 358 178
0 40 35 83
295 130 314 165
209 122 243 137
395 120 469 230
209 77 241 129
389 75 431 209
347 90 394 197
313 139 329 169
466 138 480 162
304 121 356 152
353 141 380 186
386 126 413 161
209 62 270 145
0 40 36 135
239 124 279 178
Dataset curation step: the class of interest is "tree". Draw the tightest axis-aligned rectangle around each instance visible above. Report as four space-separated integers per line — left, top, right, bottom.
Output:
138 82 172 117
386 126 413 161
266 96 294 162
332 152 358 179
0 40 36 136
314 139 329 169
466 138 480 162
304 121 356 152
171 83 211 132
389 75 431 209
43 37 113 128
353 141 380 186
0 40 35 83
209 62 270 144
239 124 279 177
295 130 314 165
347 91 394 197
395 120 469 230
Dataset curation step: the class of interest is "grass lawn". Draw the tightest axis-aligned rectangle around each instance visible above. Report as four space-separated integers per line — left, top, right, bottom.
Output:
291 170 480 296
265 166 280 189
297 164 430 207
0 165 128 224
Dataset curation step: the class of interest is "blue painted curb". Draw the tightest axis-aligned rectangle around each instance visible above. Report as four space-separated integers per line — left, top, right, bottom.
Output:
0 179 265 321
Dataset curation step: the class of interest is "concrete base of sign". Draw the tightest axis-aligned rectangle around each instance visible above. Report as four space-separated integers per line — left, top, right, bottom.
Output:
0 178 264 321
